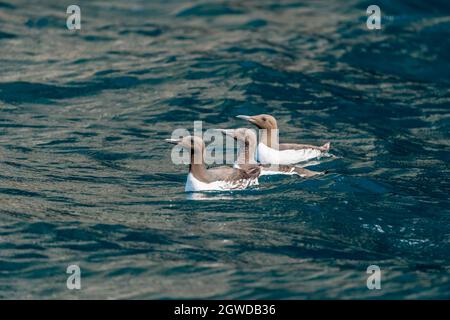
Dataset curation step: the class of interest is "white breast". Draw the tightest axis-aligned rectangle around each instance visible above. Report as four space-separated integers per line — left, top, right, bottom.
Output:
185 173 258 192
257 143 322 165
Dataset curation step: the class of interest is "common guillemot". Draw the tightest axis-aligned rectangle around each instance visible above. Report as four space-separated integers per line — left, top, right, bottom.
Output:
236 114 330 165
219 128 326 177
166 136 260 192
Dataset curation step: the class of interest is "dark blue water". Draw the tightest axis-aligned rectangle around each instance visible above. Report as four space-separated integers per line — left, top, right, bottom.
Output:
1 0 449 299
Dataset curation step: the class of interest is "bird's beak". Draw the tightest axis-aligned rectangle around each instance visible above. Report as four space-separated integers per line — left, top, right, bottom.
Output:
236 115 255 124
165 138 181 145
215 129 234 137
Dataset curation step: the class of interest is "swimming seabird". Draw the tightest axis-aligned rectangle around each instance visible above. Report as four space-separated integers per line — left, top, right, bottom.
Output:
220 128 326 177
236 114 330 165
165 136 260 192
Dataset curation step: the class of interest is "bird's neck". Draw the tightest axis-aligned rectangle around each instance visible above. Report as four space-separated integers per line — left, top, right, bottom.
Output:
189 149 209 181
259 128 279 149
237 140 257 165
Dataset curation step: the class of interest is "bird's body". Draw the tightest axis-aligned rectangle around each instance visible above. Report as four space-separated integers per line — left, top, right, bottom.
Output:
185 171 258 192
234 163 323 178
236 114 330 165
166 136 260 192
220 128 326 178
257 141 329 165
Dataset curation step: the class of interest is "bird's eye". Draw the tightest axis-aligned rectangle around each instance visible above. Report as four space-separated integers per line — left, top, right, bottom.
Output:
262 117 267 121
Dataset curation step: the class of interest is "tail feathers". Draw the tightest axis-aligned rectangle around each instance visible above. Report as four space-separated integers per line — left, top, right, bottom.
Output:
321 142 331 151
